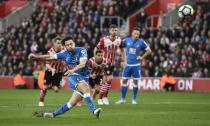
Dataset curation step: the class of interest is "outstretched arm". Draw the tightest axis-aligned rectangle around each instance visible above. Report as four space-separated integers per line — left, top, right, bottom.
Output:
28 53 56 60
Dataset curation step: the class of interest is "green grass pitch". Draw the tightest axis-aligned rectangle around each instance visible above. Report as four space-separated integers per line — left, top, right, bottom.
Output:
0 89 210 126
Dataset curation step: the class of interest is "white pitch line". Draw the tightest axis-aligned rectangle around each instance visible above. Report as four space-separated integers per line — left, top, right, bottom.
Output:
0 102 210 108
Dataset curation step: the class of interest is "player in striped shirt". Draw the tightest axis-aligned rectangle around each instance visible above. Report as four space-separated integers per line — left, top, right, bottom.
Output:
87 49 106 100
39 36 65 107
96 24 125 105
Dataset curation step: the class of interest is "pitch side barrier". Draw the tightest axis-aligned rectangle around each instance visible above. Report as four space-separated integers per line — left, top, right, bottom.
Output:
0 76 210 92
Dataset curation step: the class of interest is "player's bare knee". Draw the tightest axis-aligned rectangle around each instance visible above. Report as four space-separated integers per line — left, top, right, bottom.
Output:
77 82 89 94
107 78 112 84
95 89 100 94
54 89 59 93
69 92 82 106
52 86 59 92
133 80 138 86
123 79 128 84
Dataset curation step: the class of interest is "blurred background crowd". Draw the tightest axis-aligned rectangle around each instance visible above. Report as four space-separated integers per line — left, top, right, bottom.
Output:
0 0 210 78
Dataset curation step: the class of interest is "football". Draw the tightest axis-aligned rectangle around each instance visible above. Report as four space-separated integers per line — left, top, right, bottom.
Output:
178 5 194 18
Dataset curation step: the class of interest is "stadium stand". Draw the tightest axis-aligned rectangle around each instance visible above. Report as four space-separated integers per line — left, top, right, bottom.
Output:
0 0 209 78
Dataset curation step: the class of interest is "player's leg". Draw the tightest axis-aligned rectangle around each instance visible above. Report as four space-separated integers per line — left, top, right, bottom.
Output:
48 91 82 118
131 66 141 104
39 85 49 106
89 77 96 99
93 84 100 99
43 75 84 118
77 82 102 118
98 75 107 105
98 65 113 105
74 75 102 117
102 74 113 105
92 76 102 100
77 82 96 111
101 75 112 105
132 79 138 104
116 66 130 104
52 86 59 92
38 71 51 106
51 72 62 93
102 66 115 104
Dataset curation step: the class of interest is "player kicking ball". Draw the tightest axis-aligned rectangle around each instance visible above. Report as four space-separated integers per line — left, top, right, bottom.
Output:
29 36 102 118
116 27 152 105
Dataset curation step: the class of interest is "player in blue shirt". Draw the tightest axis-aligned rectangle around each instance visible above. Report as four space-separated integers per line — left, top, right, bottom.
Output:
116 27 152 105
29 36 102 118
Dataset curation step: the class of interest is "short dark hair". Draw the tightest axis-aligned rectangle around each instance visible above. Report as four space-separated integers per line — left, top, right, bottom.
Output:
61 36 74 45
52 36 62 43
132 27 141 32
109 24 117 29
95 49 103 55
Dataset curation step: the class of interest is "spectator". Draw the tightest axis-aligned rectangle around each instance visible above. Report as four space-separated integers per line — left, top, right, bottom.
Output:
160 71 176 92
14 70 27 89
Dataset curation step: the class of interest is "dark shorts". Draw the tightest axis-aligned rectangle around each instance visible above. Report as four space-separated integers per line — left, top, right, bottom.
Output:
89 75 103 88
104 65 114 75
163 83 175 92
44 71 63 87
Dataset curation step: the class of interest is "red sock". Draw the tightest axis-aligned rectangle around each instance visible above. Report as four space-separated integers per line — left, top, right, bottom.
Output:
103 82 111 98
39 89 47 102
99 92 104 99
103 91 108 97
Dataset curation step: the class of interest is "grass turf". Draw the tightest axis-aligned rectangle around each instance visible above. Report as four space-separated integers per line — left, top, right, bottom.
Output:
0 89 210 126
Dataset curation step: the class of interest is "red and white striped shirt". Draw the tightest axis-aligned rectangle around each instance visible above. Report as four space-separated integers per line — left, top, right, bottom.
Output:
87 57 106 76
46 48 65 73
97 36 123 66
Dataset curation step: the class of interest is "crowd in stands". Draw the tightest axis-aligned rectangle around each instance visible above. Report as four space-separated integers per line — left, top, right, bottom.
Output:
0 0 210 78
140 4 210 78
0 0 145 76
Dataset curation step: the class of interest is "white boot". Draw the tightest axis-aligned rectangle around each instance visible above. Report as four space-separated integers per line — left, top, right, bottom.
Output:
115 99 126 104
102 97 109 105
93 108 102 118
43 113 54 118
97 99 104 105
38 102 44 107
132 100 138 105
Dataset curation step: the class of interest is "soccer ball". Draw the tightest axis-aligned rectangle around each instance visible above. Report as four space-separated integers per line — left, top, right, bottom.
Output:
178 5 194 18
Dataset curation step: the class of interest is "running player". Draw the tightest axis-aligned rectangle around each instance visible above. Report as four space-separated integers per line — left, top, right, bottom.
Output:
39 36 64 107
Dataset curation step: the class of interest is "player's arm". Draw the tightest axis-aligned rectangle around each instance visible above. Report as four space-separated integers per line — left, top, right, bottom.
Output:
46 64 56 75
64 58 87 76
46 64 54 70
64 49 88 76
72 58 87 72
120 48 127 66
28 54 56 60
137 48 152 60
45 51 57 73
120 39 127 65
87 59 96 79
94 38 104 55
29 51 65 61
137 40 152 60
